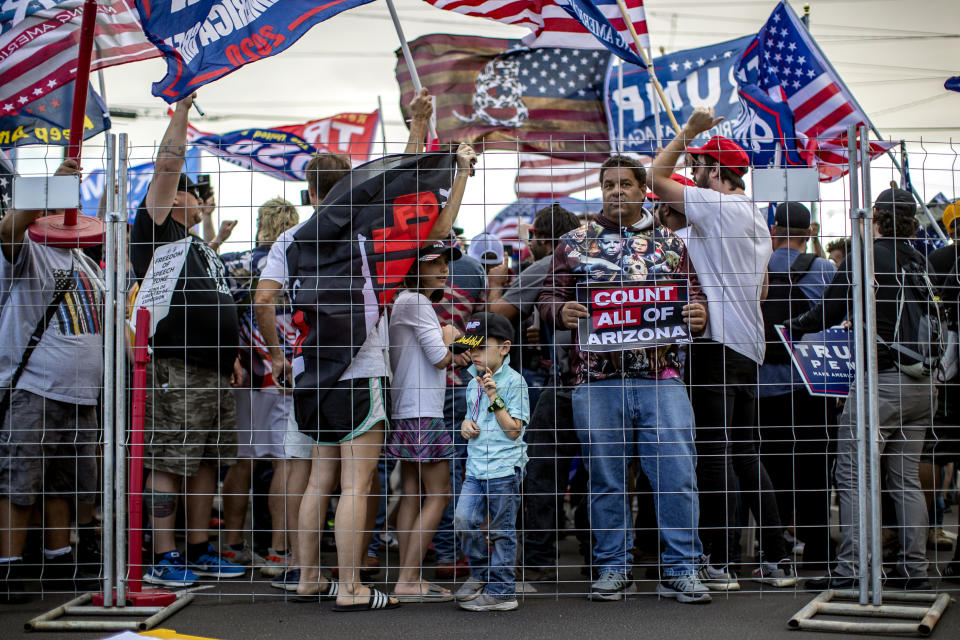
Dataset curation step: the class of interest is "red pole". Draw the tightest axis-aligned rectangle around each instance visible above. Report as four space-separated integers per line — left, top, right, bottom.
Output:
64 0 99 227
127 307 151 594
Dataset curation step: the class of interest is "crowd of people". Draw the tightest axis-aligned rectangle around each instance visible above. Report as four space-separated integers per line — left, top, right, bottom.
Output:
1 94 958 613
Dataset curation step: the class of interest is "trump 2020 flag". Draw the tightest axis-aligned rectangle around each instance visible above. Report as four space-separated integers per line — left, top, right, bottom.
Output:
0 80 109 148
185 121 317 181
287 152 456 407
555 0 645 66
135 0 374 103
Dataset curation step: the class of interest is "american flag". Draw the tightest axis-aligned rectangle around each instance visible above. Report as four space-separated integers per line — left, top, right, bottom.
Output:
396 34 610 161
515 153 600 198
484 196 599 243
0 1 158 110
0 151 14 217
739 1 891 180
422 0 648 52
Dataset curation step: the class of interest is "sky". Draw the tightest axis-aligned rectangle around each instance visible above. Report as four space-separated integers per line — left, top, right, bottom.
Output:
12 0 960 252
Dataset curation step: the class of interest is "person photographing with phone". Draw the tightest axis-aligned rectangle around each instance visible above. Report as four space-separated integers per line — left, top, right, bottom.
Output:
452 313 530 612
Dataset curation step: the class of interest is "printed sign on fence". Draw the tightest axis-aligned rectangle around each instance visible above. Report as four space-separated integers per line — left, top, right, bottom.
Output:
775 325 854 397
133 238 190 337
577 280 691 352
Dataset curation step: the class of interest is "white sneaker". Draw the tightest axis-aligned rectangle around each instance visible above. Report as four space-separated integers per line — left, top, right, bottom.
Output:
697 563 740 591
658 574 712 604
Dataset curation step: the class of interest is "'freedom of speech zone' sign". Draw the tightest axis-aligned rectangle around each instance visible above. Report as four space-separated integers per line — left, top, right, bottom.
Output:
577 281 691 352
776 326 854 397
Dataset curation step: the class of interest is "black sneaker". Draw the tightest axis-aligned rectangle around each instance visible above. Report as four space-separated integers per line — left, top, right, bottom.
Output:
885 569 931 591
1 559 31 604
943 562 960 584
804 575 858 591
41 553 100 592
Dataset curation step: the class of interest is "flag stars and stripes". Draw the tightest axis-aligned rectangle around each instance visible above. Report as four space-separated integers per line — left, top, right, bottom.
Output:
3 104 12 111
696 57 705 66
47 79 57 88
18 96 27 104
683 60 693 69
669 61 679 71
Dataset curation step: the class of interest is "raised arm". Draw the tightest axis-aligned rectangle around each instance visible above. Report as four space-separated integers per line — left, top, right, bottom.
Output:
650 107 723 213
404 88 433 155
253 279 292 391
145 93 196 225
427 143 476 242
0 159 80 262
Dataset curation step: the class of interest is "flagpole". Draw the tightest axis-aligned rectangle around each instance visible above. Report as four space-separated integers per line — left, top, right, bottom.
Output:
617 60 624 152
795 3 948 242
613 0 680 133
385 0 439 142
376 95 388 157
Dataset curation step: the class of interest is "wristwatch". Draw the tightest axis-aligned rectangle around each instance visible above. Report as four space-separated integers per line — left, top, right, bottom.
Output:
488 395 507 412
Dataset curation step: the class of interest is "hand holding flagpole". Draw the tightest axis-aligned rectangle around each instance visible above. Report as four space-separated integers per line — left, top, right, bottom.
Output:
614 0 680 134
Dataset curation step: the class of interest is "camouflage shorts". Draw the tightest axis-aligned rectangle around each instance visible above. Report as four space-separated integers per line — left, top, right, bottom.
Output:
144 358 237 477
0 390 98 506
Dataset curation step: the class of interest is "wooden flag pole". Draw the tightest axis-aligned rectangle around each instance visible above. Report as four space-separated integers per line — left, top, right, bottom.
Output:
385 0 438 142
614 0 680 133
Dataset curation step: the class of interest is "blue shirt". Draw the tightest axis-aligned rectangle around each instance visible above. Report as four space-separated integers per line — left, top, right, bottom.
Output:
756 248 836 397
464 355 530 479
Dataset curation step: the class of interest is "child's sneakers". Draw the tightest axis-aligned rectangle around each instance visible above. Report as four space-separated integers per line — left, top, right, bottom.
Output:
144 551 197 588
458 593 518 611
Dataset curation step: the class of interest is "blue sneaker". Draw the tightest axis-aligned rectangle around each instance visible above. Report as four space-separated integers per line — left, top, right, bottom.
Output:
144 551 198 588
188 544 246 578
270 568 301 592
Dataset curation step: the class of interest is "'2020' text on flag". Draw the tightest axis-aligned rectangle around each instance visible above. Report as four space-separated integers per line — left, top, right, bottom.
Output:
0 0 159 109
134 0 373 103
421 0 648 52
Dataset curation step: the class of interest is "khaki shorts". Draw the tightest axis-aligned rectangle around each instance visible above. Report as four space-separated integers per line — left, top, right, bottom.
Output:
144 358 237 476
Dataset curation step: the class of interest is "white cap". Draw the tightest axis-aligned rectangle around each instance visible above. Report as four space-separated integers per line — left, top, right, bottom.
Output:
467 232 504 265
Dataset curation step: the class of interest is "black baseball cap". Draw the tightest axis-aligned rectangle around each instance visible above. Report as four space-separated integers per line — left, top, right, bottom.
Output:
452 312 514 354
418 237 463 263
874 188 916 217
177 173 201 198
774 202 811 229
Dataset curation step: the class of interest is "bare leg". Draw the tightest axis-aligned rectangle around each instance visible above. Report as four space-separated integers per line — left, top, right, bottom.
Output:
268 459 287 551
285 458 310 564
145 470 182 554
0 499 32 558
394 460 451 595
296 445 339 595
184 464 217 545
222 459 252 547
335 423 396 606
42 498 72 551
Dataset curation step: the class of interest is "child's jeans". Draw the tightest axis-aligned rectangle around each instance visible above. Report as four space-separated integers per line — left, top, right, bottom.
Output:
454 470 522 598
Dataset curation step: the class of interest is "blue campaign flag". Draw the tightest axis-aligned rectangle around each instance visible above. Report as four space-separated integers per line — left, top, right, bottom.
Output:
946 76 960 93
776 326 853 397
187 126 317 181
605 36 754 157
556 0 645 66
0 80 109 148
135 0 374 103
80 149 200 223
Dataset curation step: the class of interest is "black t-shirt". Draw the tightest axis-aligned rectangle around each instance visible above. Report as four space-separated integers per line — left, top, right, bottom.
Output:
130 202 239 375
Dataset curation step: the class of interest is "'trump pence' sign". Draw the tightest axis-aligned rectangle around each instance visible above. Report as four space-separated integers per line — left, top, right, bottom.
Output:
577 281 691 352
776 326 854 397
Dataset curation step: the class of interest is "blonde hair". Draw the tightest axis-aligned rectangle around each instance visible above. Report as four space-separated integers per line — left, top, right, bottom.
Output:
257 197 299 244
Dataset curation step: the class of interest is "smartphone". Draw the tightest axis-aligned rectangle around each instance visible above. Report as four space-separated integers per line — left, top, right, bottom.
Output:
300 189 311 206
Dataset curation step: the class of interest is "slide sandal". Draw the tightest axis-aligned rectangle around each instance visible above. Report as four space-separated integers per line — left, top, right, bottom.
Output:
288 580 339 603
391 583 454 603
332 588 400 612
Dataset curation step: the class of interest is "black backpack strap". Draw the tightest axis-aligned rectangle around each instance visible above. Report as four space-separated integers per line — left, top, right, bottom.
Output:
0 274 75 420
789 252 818 281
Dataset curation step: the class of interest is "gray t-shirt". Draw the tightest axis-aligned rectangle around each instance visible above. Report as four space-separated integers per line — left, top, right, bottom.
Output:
0 239 104 405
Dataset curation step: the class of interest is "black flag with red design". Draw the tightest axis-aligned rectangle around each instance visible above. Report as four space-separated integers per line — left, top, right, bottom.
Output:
288 151 457 407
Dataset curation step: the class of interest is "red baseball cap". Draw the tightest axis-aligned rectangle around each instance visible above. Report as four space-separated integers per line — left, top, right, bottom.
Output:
685 136 750 176
647 173 696 200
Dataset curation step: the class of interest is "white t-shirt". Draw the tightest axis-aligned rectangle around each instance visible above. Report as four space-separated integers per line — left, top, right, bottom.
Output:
262 221 390 382
388 289 448 419
683 187 772 364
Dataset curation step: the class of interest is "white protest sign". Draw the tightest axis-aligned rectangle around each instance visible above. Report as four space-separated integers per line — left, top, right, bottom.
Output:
133 238 190 337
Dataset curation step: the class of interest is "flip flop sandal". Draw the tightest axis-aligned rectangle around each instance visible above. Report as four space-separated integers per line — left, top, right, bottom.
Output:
288 580 339 603
332 587 400 612
391 583 454 603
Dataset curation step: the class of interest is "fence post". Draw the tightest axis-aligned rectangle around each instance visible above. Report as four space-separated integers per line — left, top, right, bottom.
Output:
101 132 117 608
113 133 130 604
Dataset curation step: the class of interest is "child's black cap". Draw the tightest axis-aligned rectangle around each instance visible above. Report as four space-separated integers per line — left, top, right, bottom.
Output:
452 312 514 354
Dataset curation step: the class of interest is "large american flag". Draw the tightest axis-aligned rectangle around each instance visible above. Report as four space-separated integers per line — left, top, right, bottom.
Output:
740 1 891 180
484 196 599 243
0 1 158 110
422 0 648 52
396 34 611 160
515 153 600 198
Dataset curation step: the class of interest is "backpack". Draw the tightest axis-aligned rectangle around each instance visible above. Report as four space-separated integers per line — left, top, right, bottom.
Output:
879 246 944 380
761 252 818 365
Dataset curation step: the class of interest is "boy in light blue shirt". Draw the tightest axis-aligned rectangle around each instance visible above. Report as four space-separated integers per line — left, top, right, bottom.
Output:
451 313 529 611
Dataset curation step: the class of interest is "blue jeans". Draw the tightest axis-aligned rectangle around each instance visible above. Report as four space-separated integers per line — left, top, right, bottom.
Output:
454 471 522 598
573 377 702 577
432 381 469 563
